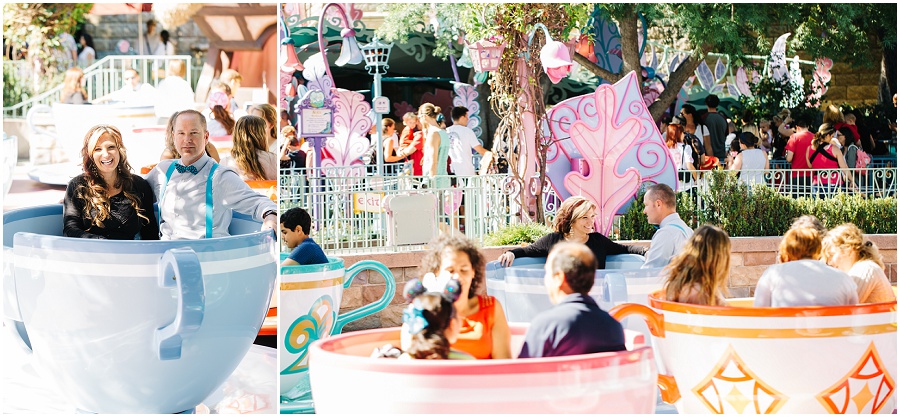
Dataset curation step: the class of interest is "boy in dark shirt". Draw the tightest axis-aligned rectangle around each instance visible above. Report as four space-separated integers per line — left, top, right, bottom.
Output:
280 207 328 266
518 242 626 358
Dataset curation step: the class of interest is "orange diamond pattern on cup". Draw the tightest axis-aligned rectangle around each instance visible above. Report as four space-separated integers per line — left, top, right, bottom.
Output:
816 342 896 414
692 345 788 414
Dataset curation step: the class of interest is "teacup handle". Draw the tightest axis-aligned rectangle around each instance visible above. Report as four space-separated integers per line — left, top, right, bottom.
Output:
155 248 205 360
332 260 396 335
609 303 681 404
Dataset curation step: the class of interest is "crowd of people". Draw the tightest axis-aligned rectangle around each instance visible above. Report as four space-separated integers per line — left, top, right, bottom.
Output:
663 93 897 195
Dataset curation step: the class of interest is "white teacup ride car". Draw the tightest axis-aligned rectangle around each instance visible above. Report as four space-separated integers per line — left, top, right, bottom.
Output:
486 253 661 339
26 103 162 185
3 204 277 413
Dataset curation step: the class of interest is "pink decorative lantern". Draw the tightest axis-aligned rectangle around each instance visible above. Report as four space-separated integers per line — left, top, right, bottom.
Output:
465 38 507 73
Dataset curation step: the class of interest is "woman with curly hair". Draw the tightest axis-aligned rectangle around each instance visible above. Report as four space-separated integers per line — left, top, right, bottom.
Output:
221 115 277 180
663 225 730 306
64 125 158 239
249 103 278 153
420 234 511 359
497 196 647 269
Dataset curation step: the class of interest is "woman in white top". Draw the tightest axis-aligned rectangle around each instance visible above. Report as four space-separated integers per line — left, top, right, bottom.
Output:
754 226 858 307
665 122 698 190
220 115 277 181
381 118 403 163
77 33 95 68
731 132 768 186
154 30 176 56
822 223 895 304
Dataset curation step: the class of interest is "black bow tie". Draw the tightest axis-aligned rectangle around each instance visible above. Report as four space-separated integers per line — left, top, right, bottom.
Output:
174 163 198 175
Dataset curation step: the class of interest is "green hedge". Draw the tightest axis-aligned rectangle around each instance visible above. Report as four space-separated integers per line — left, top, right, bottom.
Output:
484 221 552 246
619 170 897 240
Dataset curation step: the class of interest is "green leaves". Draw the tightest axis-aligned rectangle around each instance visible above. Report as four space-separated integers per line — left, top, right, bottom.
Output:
484 221 553 246
619 170 897 240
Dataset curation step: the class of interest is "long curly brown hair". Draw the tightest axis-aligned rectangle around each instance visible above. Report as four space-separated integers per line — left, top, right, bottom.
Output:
419 234 486 299
231 115 270 180
250 103 278 145
78 125 149 229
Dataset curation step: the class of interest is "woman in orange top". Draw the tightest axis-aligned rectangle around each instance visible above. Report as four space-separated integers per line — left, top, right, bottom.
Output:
420 234 512 359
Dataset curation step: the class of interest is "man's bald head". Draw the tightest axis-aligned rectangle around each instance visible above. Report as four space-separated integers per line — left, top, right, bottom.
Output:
548 242 597 294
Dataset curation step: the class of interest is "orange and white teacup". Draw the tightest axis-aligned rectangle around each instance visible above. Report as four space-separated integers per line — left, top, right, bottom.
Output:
611 291 896 414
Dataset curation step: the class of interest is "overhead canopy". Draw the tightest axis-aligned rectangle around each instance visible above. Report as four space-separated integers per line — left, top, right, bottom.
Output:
89 3 152 15
192 3 279 102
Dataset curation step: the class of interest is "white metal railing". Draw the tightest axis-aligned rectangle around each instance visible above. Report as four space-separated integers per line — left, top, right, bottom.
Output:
675 167 897 199
279 164 895 254
280 167 561 254
3 55 193 119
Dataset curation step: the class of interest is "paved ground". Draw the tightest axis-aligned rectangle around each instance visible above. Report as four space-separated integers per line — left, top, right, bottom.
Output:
4 162 68 212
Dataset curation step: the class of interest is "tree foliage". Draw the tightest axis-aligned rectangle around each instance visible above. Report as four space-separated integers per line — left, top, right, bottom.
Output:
3 3 94 94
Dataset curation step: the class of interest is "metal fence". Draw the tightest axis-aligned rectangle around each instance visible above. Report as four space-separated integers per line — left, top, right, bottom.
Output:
280 162 896 254
280 166 564 255
3 55 193 119
675 167 897 200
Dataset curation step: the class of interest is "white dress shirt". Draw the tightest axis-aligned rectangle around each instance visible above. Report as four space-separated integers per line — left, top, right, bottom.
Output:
146 153 276 240
642 212 692 269
754 260 858 307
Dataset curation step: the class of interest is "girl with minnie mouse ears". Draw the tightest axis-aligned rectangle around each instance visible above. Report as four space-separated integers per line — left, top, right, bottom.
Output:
371 277 474 360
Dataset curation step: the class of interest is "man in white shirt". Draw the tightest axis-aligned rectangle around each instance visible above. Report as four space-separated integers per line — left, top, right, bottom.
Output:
154 60 195 120
95 68 155 106
146 110 277 240
446 106 488 176
144 20 161 56
642 184 692 269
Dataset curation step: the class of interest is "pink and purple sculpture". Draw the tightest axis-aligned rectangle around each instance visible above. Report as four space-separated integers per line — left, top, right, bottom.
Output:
545 71 677 235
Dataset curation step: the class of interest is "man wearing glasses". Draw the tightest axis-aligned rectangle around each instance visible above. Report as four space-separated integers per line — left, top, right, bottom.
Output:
95 68 156 106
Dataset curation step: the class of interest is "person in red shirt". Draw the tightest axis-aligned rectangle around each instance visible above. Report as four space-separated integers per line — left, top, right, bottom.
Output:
396 112 424 176
784 115 814 196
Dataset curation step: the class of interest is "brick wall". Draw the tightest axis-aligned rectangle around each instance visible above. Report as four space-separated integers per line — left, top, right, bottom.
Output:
334 235 897 331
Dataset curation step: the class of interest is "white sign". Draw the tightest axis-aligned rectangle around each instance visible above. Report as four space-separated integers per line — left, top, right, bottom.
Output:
373 96 390 114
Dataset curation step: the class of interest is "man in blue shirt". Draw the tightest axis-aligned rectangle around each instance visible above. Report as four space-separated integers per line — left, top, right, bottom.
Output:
280 207 328 266
518 242 626 358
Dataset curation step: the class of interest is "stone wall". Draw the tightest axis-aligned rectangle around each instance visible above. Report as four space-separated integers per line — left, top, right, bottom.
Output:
82 12 208 59
334 235 897 331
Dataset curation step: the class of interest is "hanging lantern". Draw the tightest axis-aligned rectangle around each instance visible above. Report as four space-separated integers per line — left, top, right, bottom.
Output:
335 28 363 67
279 38 304 73
360 37 394 75
539 40 574 84
465 38 506 73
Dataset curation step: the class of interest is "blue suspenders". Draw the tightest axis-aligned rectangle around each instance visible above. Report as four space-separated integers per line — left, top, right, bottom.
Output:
669 223 691 238
159 161 219 238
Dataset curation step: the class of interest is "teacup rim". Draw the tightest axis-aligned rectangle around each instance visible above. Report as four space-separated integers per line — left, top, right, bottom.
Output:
309 326 654 375
648 290 897 317
279 256 344 274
